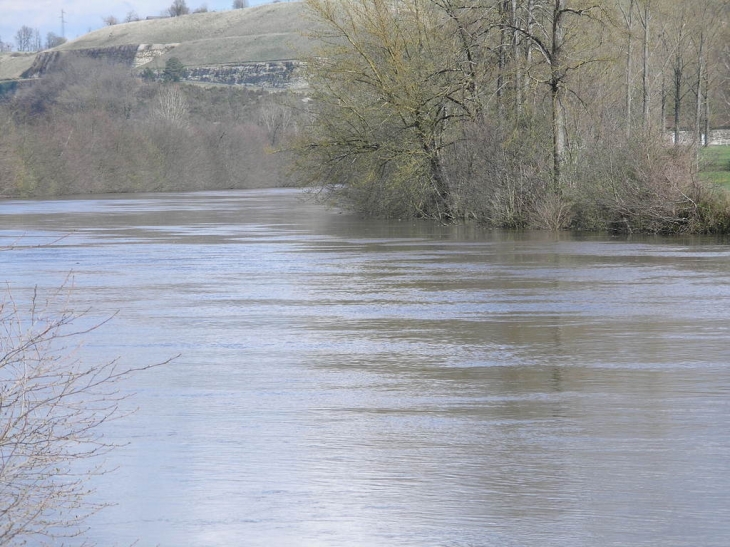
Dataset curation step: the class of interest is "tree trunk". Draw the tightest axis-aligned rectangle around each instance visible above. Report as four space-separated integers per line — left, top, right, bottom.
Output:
524 0 535 109
703 68 710 147
641 1 650 127
497 0 509 116
623 0 635 138
661 70 667 134
694 33 705 147
551 0 567 192
511 0 522 117
673 49 682 146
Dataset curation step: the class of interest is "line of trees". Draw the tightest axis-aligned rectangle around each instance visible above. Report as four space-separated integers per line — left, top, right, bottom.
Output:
0 27 66 52
295 0 730 233
0 57 299 198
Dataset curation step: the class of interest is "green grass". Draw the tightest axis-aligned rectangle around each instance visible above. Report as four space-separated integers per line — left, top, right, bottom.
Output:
700 145 730 188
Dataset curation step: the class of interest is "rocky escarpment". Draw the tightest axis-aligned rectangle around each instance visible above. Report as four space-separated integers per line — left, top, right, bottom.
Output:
21 45 140 78
20 44 304 90
133 44 180 68
151 60 305 89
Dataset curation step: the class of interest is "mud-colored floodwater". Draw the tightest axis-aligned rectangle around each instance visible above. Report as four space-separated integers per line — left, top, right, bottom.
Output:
1 189 729 546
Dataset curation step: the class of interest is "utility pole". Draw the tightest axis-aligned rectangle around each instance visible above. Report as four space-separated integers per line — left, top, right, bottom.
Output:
61 9 66 38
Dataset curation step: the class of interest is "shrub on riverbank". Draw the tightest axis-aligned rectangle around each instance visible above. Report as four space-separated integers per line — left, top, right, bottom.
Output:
571 137 730 234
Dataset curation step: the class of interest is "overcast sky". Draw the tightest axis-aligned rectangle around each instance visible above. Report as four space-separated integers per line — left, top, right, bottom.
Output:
0 0 270 47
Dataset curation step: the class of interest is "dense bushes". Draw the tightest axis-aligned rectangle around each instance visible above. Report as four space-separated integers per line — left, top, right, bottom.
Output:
0 58 298 198
438 120 730 234
296 0 730 234
571 135 730 234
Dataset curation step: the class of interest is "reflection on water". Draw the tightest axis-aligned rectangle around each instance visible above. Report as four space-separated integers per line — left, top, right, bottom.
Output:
1 189 729 546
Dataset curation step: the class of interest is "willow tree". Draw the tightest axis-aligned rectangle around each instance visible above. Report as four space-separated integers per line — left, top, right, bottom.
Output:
297 0 482 220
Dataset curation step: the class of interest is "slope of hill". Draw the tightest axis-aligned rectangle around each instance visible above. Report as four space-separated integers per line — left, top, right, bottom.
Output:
0 2 315 81
0 53 36 81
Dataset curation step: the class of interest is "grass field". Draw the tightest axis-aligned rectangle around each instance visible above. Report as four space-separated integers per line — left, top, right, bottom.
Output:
1 2 313 79
700 146 730 188
57 2 314 67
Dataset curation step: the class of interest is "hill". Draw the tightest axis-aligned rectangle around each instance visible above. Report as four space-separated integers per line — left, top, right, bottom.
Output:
0 2 314 81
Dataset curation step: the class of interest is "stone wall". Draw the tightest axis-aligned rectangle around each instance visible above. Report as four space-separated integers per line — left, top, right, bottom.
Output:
179 60 304 89
133 44 179 68
668 130 730 146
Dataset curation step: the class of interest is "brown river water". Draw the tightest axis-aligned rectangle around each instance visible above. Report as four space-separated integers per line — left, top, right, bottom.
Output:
1 188 729 546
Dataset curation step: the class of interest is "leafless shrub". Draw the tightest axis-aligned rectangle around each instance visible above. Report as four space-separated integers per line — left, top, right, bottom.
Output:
0 279 174 545
571 131 730 234
152 85 188 128
531 191 574 231
443 119 553 227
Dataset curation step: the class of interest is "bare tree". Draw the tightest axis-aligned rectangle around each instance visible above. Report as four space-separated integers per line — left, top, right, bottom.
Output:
617 0 635 138
233 0 249 8
124 11 141 23
0 280 173 545
259 103 294 146
14 26 36 52
45 32 67 49
168 0 191 17
32 29 41 52
102 15 119 26
638 0 651 128
153 85 189 127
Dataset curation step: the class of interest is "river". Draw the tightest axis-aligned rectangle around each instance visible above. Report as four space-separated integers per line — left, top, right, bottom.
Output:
1 188 729 546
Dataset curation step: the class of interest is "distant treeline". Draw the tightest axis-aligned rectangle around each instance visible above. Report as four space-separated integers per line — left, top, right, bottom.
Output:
0 57 300 198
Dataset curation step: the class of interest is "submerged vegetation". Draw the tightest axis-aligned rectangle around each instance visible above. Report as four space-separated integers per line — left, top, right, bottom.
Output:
294 0 730 234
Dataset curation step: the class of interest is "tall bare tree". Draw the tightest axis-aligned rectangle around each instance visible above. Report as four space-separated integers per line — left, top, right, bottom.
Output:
503 0 603 192
617 0 635 137
14 26 36 52
168 0 191 17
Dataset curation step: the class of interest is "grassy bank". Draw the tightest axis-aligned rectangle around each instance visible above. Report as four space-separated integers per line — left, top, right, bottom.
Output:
700 146 730 189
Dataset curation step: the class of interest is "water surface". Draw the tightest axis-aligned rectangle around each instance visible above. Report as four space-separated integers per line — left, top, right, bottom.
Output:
1 189 729 546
